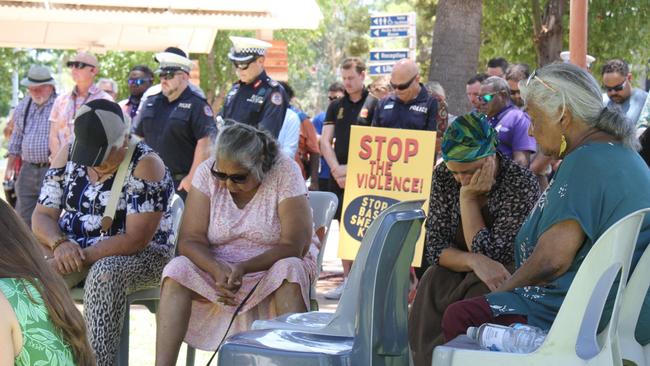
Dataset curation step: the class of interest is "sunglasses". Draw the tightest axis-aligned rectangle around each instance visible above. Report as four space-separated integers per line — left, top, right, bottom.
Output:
232 59 256 71
510 89 521 96
390 74 418 91
66 61 94 69
128 78 152 86
210 162 249 184
159 71 182 80
328 95 341 101
480 92 499 103
604 80 626 92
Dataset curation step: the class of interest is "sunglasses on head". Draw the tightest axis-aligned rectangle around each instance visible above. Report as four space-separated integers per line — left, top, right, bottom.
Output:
159 71 182 80
210 162 249 184
66 61 94 69
390 74 418 91
128 78 152 86
604 80 626 92
525 69 558 92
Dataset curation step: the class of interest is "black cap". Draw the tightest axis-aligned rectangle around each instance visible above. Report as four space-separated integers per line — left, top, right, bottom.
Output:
70 99 127 167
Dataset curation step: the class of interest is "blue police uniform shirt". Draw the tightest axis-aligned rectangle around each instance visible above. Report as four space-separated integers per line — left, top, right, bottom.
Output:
134 86 215 177
219 70 287 138
371 84 439 131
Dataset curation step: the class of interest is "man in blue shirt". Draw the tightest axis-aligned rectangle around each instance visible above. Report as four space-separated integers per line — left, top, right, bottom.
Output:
602 59 648 127
312 82 345 192
372 58 442 132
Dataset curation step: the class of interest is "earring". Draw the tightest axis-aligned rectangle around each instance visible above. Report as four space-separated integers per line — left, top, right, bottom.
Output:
559 135 567 157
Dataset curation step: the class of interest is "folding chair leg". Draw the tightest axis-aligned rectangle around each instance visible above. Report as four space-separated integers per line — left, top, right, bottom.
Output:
118 304 130 366
186 344 196 366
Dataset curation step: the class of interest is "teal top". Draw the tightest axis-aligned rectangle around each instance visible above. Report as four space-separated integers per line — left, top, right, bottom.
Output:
0 277 75 366
486 142 650 345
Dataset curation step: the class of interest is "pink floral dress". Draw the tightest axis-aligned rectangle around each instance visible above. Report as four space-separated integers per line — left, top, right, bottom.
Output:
161 154 318 350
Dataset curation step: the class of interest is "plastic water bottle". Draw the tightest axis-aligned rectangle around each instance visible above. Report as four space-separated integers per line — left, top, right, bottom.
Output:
466 323 547 353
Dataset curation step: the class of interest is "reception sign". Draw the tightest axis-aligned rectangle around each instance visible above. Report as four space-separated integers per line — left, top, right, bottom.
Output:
338 126 436 266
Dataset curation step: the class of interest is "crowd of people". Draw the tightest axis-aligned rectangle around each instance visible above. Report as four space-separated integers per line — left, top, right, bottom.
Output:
2 33 650 366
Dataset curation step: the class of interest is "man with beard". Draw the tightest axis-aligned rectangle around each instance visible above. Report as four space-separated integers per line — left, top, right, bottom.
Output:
602 59 648 126
134 48 214 199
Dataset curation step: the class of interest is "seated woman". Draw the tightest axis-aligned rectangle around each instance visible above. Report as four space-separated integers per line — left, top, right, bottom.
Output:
441 63 650 346
0 199 94 366
408 112 540 365
32 99 175 365
155 122 318 365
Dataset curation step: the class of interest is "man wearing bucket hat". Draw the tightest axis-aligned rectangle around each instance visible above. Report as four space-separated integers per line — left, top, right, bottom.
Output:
48 51 113 159
4 65 57 226
219 36 288 138
134 47 214 199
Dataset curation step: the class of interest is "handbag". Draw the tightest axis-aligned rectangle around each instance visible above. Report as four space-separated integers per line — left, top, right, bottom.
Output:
99 136 139 236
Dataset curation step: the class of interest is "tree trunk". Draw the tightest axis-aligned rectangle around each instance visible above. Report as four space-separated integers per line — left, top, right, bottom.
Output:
531 0 566 66
429 0 483 116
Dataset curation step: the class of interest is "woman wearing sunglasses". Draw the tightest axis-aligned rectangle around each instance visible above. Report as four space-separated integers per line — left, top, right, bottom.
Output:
156 122 319 364
441 63 650 348
409 112 539 366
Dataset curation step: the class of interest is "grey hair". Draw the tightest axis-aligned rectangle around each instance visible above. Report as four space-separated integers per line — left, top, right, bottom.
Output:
97 78 118 94
214 121 279 181
425 81 445 99
519 62 638 150
482 76 511 101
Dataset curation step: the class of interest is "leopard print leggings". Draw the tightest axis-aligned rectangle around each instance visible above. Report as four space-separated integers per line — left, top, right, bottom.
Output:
81 245 171 365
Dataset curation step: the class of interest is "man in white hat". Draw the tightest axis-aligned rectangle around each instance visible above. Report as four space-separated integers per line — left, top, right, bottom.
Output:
4 65 58 226
48 51 113 158
219 36 288 138
134 47 215 199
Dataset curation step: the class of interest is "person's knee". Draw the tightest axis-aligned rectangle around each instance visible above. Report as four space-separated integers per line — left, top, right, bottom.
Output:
441 301 469 342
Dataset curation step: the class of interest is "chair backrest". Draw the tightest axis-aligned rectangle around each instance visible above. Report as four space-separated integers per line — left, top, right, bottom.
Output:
539 209 649 360
308 191 338 269
169 193 185 254
319 200 425 339
618 243 650 365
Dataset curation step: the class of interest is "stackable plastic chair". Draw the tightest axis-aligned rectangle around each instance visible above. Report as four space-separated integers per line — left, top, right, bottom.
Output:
218 200 426 366
618 244 650 366
71 193 184 366
432 208 650 366
307 191 338 310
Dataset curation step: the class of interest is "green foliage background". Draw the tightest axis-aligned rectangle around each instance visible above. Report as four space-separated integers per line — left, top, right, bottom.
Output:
1 0 650 119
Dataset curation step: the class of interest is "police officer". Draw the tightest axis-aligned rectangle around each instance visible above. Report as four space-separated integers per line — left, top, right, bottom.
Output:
372 58 442 132
134 47 214 199
219 36 287 138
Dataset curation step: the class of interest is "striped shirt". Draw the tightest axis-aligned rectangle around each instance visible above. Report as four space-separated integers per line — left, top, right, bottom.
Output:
8 93 57 163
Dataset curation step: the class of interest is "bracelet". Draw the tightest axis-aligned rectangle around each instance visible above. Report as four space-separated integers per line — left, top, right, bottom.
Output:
50 235 68 251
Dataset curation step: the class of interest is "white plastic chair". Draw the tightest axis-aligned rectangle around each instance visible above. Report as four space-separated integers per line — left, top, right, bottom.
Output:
70 193 184 366
307 191 338 310
432 208 650 366
618 244 650 366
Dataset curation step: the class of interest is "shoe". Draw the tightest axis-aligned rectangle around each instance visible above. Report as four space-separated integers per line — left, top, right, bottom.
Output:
324 278 347 300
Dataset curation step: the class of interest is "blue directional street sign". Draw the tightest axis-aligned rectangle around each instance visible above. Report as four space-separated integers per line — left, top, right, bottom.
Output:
370 14 410 27
370 27 410 38
368 63 395 76
369 50 409 62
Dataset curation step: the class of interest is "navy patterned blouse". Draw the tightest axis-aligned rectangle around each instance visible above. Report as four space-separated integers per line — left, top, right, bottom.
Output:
38 141 175 253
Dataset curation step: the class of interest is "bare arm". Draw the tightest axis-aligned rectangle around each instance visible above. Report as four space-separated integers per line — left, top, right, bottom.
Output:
48 119 62 162
308 153 320 190
496 219 584 292
178 136 211 192
512 151 531 167
82 154 166 264
0 292 19 365
320 124 339 173
32 144 69 245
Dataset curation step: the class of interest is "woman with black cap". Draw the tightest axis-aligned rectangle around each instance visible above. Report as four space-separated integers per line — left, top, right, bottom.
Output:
32 99 175 365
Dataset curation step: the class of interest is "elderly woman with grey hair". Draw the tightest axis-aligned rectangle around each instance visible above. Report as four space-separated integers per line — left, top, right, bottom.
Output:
155 122 319 364
440 62 650 346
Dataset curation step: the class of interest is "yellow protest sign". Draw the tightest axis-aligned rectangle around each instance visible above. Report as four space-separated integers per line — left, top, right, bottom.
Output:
338 126 436 266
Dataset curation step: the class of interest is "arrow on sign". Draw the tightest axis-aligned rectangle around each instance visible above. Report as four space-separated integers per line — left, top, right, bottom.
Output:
368 63 395 75
370 50 409 61
370 14 410 27
370 27 410 38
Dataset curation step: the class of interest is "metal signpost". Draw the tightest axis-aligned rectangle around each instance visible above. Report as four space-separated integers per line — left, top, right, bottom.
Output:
368 12 416 76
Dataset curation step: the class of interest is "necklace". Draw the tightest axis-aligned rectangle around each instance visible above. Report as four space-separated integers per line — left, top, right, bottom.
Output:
89 166 116 182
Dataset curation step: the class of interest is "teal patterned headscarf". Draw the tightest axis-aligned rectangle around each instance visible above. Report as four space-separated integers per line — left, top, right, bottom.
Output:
441 112 498 162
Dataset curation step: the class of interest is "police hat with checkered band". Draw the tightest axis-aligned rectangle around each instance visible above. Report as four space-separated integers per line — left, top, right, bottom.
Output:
154 47 194 74
227 36 272 62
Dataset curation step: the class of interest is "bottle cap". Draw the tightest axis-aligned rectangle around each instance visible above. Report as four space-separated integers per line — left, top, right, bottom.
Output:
466 326 478 340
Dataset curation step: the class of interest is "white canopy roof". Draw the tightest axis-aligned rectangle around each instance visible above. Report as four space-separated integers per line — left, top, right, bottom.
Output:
0 0 322 53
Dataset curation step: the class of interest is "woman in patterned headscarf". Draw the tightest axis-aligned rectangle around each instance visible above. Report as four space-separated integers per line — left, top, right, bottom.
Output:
408 112 540 366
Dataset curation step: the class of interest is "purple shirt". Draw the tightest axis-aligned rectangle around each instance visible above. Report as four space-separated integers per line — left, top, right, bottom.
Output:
488 104 536 157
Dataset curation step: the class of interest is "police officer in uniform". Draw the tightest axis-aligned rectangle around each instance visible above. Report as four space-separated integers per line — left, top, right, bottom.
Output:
219 36 287 138
372 58 443 132
134 48 214 200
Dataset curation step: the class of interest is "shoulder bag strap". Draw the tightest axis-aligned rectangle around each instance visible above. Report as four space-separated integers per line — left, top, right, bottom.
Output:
100 136 140 235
